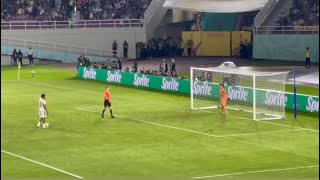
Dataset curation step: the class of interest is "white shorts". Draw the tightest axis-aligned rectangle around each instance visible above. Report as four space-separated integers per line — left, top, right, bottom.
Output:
39 110 47 118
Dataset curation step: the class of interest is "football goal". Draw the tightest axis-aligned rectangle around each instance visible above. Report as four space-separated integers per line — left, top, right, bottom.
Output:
190 66 289 120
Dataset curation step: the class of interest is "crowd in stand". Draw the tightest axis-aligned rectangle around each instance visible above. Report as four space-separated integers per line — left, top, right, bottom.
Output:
78 55 182 78
136 37 194 59
276 0 319 27
125 59 179 78
1 0 151 21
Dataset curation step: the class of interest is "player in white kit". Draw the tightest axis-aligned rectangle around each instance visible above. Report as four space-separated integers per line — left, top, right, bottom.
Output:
37 94 49 128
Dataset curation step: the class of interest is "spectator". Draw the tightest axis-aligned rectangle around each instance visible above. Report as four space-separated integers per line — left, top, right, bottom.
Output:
27 47 34 65
305 47 311 68
239 41 245 58
164 60 168 74
123 40 128 58
170 59 176 77
93 62 99 68
132 62 138 73
247 40 253 59
187 39 193 56
159 59 168 76
12 49 18 66
1 0 154 21
118 58 122 71
17 49 23 66
83 55 91 67
112 40 118 57
180 40 185 56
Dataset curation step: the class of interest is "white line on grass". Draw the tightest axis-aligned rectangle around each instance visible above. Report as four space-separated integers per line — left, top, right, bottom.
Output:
1 80 19 82
214 128 308 137
76 107 318 161
192 165 319 179
1 91 74 98
20 81 319 133
76 108 311 138
76 107 221 138
1 150 83 179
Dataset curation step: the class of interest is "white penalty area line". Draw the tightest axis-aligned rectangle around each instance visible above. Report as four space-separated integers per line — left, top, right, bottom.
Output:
1 150 83 179
20 81 319 133
1 80 20 82
192 165 319 179
76 108 310 138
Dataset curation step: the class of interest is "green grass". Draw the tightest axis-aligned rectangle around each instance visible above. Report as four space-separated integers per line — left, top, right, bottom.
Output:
1 65 319 180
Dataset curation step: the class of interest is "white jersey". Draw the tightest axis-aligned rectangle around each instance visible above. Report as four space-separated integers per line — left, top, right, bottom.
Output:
39 98 46 111
28 49 33 56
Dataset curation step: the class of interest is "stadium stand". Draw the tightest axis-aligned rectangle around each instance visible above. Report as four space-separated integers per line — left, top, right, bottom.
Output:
274 0 319 27
1 0 152 21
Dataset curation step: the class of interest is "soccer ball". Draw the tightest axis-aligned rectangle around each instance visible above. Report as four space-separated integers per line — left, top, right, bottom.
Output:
44 123 49 127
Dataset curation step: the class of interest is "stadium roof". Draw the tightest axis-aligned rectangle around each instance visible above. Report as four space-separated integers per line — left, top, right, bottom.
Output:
163 0 269 13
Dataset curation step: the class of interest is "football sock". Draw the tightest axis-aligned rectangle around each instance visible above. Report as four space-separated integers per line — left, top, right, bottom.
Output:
110 110 113 117
102 109 105 117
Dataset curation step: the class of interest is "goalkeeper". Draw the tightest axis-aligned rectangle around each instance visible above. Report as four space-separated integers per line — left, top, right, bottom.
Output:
219 84 228 115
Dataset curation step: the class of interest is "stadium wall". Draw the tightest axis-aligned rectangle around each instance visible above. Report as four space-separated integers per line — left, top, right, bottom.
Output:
0 55 61 65
200 13 237 31
78 66 319 114
181 31 252 56
1 45 115 63
253 34 319 61
1 27 146 59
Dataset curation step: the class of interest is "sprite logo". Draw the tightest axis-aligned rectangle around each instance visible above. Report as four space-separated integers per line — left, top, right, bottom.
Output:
228 86 248 101
264 92 287 107
133 74 150 87
193 82 212 96
83 68 96 79
306 96 319 112
161 78 179 91
106 71 122 83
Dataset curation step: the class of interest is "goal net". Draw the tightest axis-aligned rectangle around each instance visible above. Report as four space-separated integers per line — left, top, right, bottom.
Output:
190 66 289 120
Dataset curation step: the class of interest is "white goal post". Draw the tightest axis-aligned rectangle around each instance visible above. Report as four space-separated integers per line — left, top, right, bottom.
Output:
190 66 289 121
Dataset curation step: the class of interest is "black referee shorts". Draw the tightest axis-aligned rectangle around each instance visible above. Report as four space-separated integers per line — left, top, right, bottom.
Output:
104 100 111 107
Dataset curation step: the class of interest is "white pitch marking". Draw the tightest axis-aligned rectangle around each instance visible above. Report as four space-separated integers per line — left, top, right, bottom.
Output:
20 81 319 133
1 150 83 179
76 108 311 138
214 128 308 137
1 91 74 98
192 165 319 179
76 107 221 138
1 80 19 82
76 107 318 160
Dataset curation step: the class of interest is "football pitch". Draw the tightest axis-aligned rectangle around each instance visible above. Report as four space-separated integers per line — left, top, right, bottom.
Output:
1 65 319 180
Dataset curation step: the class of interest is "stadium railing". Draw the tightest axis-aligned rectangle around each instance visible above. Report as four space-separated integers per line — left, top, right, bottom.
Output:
1 38 116 63
253 0 278 28
1 19 143 30
256 26 319 34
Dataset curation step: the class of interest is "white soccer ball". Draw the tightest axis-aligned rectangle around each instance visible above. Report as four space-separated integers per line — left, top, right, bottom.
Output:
44 123 49 127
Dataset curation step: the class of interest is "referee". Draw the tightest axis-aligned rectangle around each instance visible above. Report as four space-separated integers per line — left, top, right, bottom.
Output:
102 87 115 118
